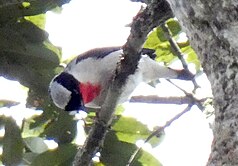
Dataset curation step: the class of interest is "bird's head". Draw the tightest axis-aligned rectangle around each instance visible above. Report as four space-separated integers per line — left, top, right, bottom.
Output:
49 72 85 113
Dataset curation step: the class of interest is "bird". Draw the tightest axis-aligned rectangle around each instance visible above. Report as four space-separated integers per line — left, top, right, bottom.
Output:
49 46 194 114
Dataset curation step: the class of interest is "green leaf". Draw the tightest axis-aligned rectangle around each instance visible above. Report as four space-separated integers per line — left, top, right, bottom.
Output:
25 14 46 29
0 21 59 68
101 132 138 166
41 111 77 144
144 29 162 49
166 18 182 37
181 45 201 70
31 144 77 166
0 20 61 96
22 2 31 8
101 132 161 166
144 19 181 50
144 19 201 71
144 28 177 65
155 44 177 64
2 117 24 166
24 137 48 153
136 149 162 166
112 117 150 136
112 116 160 146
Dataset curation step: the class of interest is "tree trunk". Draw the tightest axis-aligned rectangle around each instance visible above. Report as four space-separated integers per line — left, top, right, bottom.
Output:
166 0 238 165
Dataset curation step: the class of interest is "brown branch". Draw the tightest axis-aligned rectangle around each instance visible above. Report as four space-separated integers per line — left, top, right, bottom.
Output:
166 79 204 110
73 0 174 165
130 95 208 104
127 103 194 166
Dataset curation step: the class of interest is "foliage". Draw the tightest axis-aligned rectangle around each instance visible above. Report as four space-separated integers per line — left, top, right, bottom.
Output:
0 1 201 165
144 18 200 70
101 132 161 166
2 117 24 165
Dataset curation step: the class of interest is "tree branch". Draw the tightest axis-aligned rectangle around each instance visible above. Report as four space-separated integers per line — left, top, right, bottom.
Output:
166 79 204 110
73 0 174 165
130 95 208 104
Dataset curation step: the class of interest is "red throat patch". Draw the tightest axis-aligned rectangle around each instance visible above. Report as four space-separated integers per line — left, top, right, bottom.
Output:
79 83 101 104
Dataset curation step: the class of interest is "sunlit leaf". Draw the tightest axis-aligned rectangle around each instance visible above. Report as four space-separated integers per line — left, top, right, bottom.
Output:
22 2 31 8
181 45 201 70
166 18 182 37
144 29 162 49
25 14 46 29
2 117 24 166
144 28 177 65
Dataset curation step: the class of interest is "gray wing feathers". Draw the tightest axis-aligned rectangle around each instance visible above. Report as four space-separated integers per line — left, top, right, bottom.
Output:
76 46 121 63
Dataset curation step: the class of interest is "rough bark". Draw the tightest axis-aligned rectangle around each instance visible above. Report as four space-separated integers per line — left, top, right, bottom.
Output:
166 0 238 165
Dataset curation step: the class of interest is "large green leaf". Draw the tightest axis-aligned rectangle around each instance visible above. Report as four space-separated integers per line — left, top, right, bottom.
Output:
144 18 181 48
0 20 60 66
112 116 150 143
144 28 177 65
2 117 24 166
30 144 77 166
0 20 61 96
112 116 160 147
101 132 161 166
41 111 77 144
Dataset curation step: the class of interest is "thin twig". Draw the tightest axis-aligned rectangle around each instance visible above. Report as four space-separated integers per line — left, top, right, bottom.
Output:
166 79 204 110
161 22 200 92
127 104 193 166
166 79 190 95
